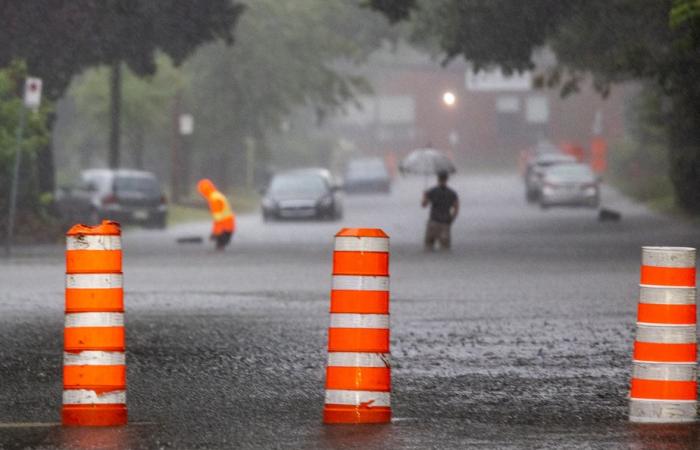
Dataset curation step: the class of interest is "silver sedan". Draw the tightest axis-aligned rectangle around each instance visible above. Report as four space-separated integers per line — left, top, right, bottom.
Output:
539 163 600 209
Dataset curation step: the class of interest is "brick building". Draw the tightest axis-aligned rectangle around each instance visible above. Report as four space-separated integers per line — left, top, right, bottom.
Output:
330 46 628 170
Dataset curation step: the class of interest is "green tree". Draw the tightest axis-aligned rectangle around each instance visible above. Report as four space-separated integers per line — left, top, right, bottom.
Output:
67 56 186 170
0 62 52 239
185 0 393 189
0 0 243 196
370 0 700 213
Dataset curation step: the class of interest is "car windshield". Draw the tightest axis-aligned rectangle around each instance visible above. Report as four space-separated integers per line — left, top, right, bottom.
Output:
269 174 327 195
81 173 111 193
536 154 576 166
347 160 387 177
115 176 161 195
546 164 594 178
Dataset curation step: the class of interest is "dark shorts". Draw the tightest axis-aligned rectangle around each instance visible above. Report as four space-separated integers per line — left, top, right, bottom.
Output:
424 220 451 250
215 231 233 249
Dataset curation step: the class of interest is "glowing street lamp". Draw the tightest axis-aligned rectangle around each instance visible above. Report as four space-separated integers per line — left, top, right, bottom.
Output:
442 91 456 107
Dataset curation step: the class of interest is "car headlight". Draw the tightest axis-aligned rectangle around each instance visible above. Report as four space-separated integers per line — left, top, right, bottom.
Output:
584 187 597 196
262 197 277 209
319 195 333 207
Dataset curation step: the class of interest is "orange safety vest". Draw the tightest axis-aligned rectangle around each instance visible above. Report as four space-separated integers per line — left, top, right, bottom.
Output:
207 190 235 235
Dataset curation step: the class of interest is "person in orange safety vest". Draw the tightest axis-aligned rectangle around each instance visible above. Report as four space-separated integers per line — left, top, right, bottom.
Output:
197 179 236 250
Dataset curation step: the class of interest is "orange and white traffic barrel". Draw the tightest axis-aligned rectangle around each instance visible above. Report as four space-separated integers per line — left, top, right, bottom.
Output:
630 246 697 423
323 228 391 424
62 220 127 426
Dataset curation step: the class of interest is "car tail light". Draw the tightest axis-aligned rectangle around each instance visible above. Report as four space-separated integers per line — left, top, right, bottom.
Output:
102 194 117 204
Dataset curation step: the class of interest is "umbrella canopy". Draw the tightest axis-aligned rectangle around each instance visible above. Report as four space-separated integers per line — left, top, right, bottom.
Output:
399 148 456 176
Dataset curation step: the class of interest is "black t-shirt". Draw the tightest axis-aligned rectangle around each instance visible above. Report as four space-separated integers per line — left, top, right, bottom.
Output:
426 185 458 224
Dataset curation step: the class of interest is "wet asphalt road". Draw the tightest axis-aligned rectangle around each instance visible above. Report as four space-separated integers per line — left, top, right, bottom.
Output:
2 174 700 449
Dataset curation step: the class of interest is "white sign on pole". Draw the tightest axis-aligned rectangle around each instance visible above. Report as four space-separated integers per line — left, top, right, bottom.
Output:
179 114 194 135
525 96 549 123
465 68 531 92
23 77 42 109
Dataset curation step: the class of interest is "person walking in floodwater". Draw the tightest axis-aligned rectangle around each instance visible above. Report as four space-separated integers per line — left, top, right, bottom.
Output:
422 170 459 251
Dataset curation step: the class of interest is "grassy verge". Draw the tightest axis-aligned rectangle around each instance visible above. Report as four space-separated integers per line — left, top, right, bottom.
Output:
168 188 259 226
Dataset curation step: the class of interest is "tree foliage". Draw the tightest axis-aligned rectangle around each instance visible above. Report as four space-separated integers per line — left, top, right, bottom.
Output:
370 0 700 212
184 0 394 188
62 56 186 171
0 62 52 235
0 0 243 102
366 0 416 23
0 0 244 227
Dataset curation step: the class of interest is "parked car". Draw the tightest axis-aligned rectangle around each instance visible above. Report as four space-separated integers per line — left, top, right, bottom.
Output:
343 157 391 194
261 168 343 221
539 163 600 209
524 153 577 202
55 169 168 228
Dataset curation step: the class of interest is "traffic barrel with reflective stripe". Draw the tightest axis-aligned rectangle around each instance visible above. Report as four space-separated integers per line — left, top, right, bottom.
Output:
324 228 391 424
630 246 697 423
63 220 127 427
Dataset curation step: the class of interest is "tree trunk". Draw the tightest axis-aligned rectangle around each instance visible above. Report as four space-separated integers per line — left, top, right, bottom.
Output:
668 92 700 212
252 126 270 187
218 148 230 192
132 123 145 169
36 110 56 197
170 92 182 203
180 135 191 199
109 61 122 169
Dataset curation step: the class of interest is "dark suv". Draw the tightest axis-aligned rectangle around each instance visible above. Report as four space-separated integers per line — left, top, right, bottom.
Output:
56 169 168 228
261 168 343 221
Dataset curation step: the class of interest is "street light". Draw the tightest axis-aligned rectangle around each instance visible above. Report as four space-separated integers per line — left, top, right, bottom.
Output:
442 91 456 107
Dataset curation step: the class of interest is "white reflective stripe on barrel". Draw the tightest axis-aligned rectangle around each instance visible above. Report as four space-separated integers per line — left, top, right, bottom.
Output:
331 276 389 292
327 352 390 368
324 389 390 407
66 235 122 251
65 312 124 328
64 351 125 366
639 286 696 305
63 389 126 405
334 236 389 253
629 399 697 424
635 325 696 344
330 314 389 329
65 274 123 289
632 362 697 381
642 247 696 268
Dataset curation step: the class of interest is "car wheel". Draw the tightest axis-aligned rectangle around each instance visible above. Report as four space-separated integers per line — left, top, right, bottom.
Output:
526 189 537 203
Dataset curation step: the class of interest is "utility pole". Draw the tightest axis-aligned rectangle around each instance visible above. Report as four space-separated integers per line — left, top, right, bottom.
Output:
5 107 27 257
171 92 182 203
245 137 255 189
5 77 42 257
178 113 194 199
109 61 122 169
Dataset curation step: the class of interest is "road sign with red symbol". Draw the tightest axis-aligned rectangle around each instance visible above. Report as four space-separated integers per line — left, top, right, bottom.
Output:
23 77 42 109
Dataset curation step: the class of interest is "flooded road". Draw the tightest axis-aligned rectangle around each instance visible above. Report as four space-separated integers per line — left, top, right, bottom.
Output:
1 174 699 448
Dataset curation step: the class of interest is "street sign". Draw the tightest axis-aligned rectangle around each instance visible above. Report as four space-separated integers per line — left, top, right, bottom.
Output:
179 114 194 135
23 77 42 109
